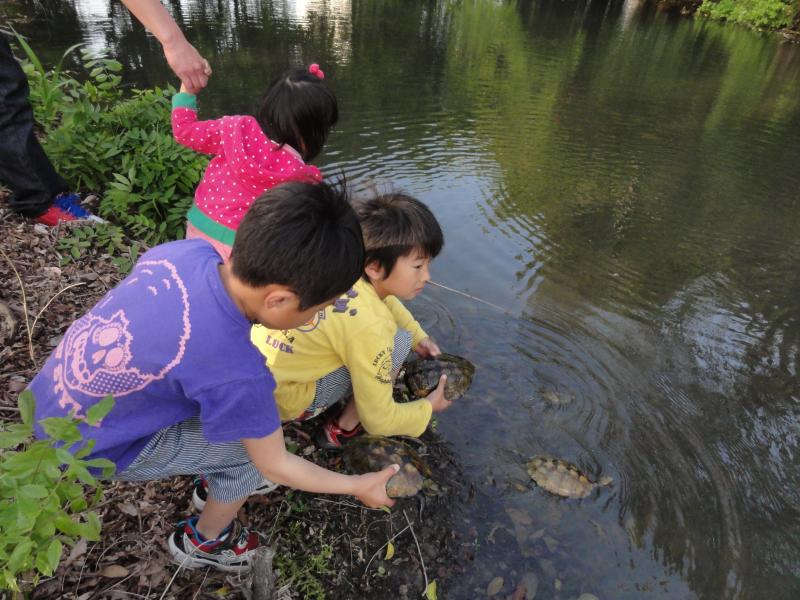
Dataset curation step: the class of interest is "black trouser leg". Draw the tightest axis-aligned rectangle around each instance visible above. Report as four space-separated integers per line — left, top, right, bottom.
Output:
0 34 66 217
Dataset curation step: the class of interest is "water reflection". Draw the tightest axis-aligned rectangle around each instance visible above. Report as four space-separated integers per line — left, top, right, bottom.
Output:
5 0 800 597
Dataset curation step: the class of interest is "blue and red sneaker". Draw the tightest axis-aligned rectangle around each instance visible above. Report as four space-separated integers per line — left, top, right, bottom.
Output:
168 516 259 573
36 193 105 226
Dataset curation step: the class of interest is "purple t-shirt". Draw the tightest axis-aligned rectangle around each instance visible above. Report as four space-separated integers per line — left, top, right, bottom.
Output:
29 239 280 471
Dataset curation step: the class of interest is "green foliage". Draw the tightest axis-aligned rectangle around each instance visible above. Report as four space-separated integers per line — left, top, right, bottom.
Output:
16 35 207 244
698 0 794 29
56 223 144 274
0 391 115 591
275 521 335 600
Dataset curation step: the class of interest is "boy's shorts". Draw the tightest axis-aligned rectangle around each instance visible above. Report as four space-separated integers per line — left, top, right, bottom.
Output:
299 329 412 420
114 416 271 504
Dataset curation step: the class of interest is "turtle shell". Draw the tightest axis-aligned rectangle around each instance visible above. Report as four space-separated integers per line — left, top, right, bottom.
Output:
526 455 612 499
343 435 430 498
403 353 475 401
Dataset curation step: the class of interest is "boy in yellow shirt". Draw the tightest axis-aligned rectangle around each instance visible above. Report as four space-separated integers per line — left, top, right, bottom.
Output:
252 192 452 448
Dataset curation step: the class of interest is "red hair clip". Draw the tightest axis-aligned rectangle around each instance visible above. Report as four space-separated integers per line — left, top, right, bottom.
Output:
308 63 325 80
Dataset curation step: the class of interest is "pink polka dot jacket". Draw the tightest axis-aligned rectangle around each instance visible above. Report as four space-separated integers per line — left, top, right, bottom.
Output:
172 93 322 246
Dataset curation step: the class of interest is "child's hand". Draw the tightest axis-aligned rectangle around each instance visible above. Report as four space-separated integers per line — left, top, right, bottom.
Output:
179 82 200 95
415 337 441 358
353 464 399 508
427 374 452 413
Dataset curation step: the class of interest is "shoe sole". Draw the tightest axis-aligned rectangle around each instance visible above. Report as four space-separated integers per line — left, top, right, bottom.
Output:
167 533 251 574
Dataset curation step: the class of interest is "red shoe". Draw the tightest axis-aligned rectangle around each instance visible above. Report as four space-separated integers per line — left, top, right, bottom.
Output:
313 417 364 450
34 205 78 226
35 193 105 226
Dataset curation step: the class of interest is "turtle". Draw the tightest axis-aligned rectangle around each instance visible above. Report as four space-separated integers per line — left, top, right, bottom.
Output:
343 435 432 498
526 455 612 499
403 353 475 402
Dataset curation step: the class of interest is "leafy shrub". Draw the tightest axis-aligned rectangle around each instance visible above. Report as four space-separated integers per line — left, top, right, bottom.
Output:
698 0 794 29
16 37 207 244
0 391 115 591
56 222 144 274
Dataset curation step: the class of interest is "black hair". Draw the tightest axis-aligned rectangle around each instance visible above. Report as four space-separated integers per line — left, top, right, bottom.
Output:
232 179 364 309
256 67 338 162
353 193 444 278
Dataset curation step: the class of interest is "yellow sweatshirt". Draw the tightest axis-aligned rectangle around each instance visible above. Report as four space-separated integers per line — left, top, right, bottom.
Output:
251 278 432 436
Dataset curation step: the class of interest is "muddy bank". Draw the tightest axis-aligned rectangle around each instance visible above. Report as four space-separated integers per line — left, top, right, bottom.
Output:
0 203 472 599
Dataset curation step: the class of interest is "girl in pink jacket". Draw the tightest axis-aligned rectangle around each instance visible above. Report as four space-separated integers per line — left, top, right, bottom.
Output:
172 64 337 259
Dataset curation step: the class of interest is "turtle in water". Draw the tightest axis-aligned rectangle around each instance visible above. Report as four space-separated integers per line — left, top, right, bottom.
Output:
404 353 475 401
526 455 612 499
343 435 432 498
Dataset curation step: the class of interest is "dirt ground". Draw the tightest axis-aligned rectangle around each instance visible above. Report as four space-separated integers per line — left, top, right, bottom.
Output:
0 203 474 599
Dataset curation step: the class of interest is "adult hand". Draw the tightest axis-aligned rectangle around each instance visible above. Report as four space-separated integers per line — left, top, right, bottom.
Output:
163 37 211 92
427 374 452 413
414 336 441 358
353 464 399 508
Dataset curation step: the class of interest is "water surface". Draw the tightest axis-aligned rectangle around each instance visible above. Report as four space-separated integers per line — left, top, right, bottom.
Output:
7 0 800 597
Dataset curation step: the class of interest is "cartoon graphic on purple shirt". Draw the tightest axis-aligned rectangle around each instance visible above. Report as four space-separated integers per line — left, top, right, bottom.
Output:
53 260 191 417
30 240 281 471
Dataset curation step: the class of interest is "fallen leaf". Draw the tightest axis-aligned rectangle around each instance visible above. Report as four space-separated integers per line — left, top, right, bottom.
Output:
425 580 438 600
487 576 504 596
99 564 129 578
117 502 138 516
385 542 395 560
521 572 539 599
505 507 533 526
63 538 88 568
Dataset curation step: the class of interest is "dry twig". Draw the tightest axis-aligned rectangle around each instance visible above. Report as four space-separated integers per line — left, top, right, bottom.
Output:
402 510 429 594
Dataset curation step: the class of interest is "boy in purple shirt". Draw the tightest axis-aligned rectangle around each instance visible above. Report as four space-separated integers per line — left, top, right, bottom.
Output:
28 181 398 572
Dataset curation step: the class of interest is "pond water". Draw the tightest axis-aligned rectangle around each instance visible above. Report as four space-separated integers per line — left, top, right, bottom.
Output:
7 0 800 598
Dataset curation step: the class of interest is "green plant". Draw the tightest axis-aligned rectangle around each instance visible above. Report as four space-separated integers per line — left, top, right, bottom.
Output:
698 0 794 29
0 391 116 591
18 37 206 244
12 28 84 130
275 523 335 600
56 223 144 274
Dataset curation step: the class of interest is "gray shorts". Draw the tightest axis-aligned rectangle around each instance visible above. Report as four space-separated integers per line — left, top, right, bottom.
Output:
301 329 413 419
114 416 270 504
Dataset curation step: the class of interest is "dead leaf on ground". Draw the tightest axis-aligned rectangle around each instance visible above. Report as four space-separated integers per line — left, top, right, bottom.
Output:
486 575 504 596
99 564 130 578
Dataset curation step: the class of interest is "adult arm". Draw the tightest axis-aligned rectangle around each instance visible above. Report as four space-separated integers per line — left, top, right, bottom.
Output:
120 0 210 91
242 429 397 508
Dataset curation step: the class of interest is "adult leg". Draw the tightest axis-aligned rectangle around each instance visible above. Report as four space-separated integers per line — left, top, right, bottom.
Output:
0 35 66 217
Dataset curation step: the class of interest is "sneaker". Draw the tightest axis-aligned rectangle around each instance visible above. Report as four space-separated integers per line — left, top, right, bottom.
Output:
191 475 279 511
35 204 79 226
53 192 105 223
313 417 364 451
168 516 259 573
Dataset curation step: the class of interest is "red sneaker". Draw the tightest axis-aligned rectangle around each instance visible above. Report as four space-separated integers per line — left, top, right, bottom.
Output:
313 417 364 450
34 205 78 226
